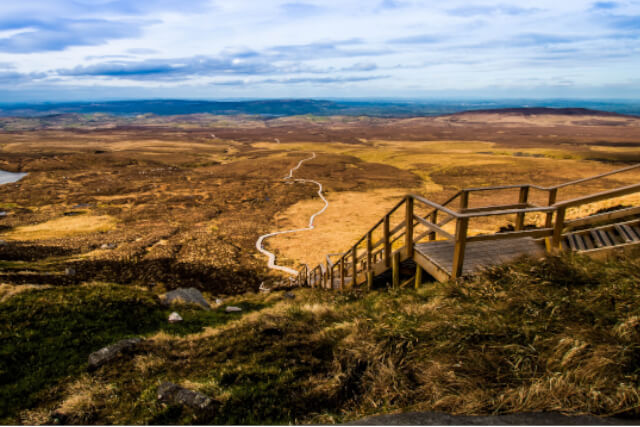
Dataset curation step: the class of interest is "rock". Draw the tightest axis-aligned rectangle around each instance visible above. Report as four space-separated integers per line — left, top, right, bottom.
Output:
161 287 211 311
168 312 183 323
100 243 117 249
88 338 143 371
284 292 296 299
215 298 223 305
65 267 76 276
0 211 6 217
157 382 217 417
225 306 242 313
258 282 270 294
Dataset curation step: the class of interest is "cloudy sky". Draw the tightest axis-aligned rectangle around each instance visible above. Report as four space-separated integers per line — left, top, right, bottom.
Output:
0 0 638 101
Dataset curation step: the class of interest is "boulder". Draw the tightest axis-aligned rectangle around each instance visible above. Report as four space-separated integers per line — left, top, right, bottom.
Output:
161 287 211 311
100 243 117 250
168 312 183 323
88 338 143 371
225 306 242 313
157 382 217 418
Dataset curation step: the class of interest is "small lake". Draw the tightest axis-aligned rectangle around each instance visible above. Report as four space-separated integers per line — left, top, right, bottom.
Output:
0 170 27 185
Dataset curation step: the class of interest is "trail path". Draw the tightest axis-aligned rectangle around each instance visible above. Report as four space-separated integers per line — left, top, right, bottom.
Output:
255 152 328 275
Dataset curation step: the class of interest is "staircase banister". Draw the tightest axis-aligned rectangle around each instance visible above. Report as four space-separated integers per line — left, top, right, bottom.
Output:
409 194 461 217
551 163 640 190
461 205 556 218
554 182 640 209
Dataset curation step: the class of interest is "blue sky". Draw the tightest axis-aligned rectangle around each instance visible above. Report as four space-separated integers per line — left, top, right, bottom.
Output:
0 0 638 101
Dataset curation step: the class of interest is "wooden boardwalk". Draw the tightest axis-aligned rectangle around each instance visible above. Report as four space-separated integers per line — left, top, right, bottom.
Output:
414 238 545 281
297 164 640 290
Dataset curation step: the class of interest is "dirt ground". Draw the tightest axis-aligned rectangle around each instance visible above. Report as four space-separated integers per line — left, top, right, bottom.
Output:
1 111 639 292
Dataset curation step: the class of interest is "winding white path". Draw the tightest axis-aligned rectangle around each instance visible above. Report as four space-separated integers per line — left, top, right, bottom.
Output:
255 152 328 275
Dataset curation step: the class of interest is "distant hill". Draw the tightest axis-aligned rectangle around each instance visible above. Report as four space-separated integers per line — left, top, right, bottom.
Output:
0 99 639 118
451 107 634 118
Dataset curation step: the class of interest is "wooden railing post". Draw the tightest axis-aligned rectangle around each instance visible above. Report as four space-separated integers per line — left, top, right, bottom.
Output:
552 206 566 250
414 265 422 290
329 264 334 289
428 210 438 240
515 185 529 231
383 214 391 267
451 217 469 279
405 196 414 258
367 231 373 270
460 190 469 211
392 251 400 288
340 256 345 289
545 188 558 228
352 246 357 287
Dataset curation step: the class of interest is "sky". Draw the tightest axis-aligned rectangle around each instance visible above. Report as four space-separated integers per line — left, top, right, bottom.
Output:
0 0 638 101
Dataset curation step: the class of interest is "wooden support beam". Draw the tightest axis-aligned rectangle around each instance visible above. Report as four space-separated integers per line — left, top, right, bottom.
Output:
392 251 400 288
451 217 469 279
415 264 422 290
545 188 557 228
367 231 373 270
405 196 414 258
428 210 437 241
515 186 530 231
384 214 391 267
340 257 345 289
352 247 357 288
552 206 566 250
367 271 373 291
460 190 469 210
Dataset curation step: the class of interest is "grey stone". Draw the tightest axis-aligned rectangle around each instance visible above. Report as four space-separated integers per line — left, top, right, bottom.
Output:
100 243 117 249
88 338 143 371
65 267 76 276
161 287 211 311
0 211 6 217
225 306 242 313
215 298 224 305
157 382 217 417
168 312 183 323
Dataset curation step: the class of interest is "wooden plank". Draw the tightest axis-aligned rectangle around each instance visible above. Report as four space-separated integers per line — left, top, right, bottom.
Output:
565 206 640 231
462 203 528 214
622 224 640 241
582 233 595 250
605 229 623 245
575 234 587 251
415 265 422 290
413 214 454 239
598 229 614 247
466 228 552 242
558 183 640 209
615 225 633 243
413 250 451 282
406 196 414 258
384 215 391 268
590 230 605 248
567 234 577 251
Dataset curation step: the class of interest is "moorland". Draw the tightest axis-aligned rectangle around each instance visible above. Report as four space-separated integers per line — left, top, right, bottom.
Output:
1 107 640 424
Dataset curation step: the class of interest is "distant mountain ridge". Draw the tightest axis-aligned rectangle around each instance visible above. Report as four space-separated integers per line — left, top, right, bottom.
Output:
450 107 635 118
0 99 639 118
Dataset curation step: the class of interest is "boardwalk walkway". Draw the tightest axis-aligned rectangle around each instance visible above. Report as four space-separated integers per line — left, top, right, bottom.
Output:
294 163 640 289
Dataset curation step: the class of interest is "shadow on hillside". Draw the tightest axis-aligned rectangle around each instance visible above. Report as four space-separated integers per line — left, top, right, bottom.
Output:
0 241 77 261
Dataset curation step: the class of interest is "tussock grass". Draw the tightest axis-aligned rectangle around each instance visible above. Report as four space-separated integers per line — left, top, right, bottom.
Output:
4 215 117 241
3 252 640 424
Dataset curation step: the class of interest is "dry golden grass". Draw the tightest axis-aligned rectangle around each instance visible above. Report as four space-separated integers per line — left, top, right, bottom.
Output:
3 215 117 241
0 283 51 302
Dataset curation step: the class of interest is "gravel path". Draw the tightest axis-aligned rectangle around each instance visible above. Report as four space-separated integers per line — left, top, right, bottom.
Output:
255 152 328 275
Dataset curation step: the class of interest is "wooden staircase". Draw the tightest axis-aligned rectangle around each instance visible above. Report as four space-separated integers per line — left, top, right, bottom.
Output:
294 164 640 289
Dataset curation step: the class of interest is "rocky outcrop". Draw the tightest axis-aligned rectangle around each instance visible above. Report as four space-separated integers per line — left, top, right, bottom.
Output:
87 338 143 371
161 288 211 310
157 382 217 417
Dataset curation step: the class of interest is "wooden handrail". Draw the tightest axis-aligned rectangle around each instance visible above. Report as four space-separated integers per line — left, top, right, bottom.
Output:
556 183 640 209
413 214 454 239
552 163 640 189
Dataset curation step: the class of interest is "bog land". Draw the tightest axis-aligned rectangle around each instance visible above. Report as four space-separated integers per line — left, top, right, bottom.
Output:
1 107 639 424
